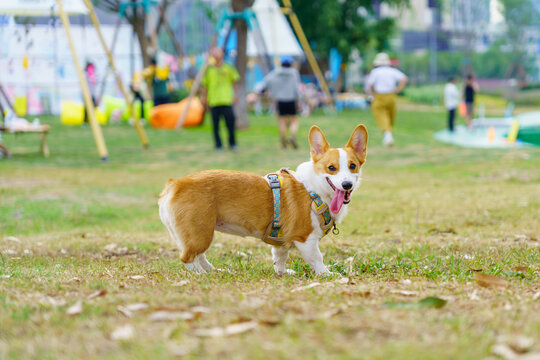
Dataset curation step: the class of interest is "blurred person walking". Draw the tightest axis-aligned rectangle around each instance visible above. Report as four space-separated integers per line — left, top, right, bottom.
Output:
366 53 408 147
463 74 479 129
143 58 170 106
83 61 97 123
201 47 240 151
255 56 301 149
444 77 460 132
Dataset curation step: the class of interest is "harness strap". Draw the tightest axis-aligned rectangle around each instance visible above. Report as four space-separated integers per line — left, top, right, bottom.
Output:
309 191 334 235
263 172 286 246
262 169 335 246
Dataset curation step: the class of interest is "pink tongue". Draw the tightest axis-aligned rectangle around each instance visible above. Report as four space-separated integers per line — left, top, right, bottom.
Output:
330 189 346 214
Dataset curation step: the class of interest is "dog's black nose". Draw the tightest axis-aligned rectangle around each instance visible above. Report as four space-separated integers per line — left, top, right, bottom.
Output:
342 181 353 190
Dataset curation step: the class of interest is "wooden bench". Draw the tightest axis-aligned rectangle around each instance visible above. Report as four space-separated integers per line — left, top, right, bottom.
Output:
0 124 50 158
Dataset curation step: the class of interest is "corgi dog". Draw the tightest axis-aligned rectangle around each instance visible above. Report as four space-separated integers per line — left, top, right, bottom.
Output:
158 125 368 275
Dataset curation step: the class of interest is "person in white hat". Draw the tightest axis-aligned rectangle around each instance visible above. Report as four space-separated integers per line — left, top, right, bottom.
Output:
366 53 408 146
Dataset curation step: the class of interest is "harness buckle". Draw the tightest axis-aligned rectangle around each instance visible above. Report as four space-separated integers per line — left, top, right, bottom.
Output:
272 221 280 229
267 174 281 189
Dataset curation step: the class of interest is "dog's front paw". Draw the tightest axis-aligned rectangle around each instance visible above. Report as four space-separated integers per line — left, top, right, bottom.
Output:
285 268 296 275
275 268 296 276
314 268 340 278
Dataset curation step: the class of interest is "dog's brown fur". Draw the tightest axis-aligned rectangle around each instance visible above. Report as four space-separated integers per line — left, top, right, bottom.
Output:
159 169 313 263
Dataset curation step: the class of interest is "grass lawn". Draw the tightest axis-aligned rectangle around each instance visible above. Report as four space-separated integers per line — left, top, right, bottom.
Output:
1 108 539 359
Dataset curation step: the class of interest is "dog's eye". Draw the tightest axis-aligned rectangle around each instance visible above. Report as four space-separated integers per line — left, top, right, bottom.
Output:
349 163 356 170
328 165 336 171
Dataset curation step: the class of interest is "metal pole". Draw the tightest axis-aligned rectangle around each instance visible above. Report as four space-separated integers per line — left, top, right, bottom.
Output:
57 0 109 161
82 0 149 148
280 0 333 107
96 17 121 104
175 35 218 130
429 8 437 83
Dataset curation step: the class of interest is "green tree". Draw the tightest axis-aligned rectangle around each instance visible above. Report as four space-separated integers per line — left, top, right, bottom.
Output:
291 0 408 62
499 0 540 79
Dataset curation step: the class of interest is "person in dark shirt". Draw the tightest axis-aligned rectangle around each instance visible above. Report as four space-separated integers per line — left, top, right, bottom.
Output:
463 74 479 129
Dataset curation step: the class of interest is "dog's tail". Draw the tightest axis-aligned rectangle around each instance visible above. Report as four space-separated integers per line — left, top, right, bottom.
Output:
159 179 175 198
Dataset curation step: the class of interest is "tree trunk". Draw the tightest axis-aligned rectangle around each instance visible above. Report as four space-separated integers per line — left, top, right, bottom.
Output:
131 14 152 68
232 0 253 130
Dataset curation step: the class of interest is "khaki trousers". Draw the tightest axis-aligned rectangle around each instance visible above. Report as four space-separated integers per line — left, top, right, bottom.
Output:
372 92 396 132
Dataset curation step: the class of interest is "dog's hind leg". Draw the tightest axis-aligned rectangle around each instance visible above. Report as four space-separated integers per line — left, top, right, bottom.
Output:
196 253 215 272
272 246 294 275
175 211 216 270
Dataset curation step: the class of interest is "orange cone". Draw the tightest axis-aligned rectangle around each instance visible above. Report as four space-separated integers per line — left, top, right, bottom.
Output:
488 126 496 142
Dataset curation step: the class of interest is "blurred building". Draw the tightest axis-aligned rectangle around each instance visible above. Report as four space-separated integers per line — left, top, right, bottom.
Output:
380 0 498 54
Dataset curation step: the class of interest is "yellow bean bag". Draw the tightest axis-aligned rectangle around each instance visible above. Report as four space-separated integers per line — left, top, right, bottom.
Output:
61 101 107 125
14 96 28 117
150 97 204 129
61 101 84 125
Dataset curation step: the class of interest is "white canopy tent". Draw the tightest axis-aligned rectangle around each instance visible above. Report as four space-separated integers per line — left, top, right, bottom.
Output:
0 0 88 16
0 0 148 160
247 0 303 58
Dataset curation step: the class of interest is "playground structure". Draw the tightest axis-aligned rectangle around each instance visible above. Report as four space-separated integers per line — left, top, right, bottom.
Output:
177 0 334 129
1 0 338 156
0 0 149 161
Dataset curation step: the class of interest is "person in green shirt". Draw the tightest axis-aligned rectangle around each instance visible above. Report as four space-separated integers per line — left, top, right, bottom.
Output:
201 47 240 151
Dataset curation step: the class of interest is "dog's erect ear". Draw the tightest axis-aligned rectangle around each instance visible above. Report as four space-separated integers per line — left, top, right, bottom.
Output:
309 125 330 161
346 124 368 162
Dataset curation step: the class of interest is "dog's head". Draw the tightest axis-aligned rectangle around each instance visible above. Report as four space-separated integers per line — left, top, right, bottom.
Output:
308 125 368 214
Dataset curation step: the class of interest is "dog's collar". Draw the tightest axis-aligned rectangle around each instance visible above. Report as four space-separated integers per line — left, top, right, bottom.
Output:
262 168 335 247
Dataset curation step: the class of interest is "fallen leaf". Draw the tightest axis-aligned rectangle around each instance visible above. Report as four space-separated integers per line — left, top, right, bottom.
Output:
509 336 534 354
533 291 540 301
390 290 418 296
305 308 342 321
125 303 148 311
341 290 371 297
514 234 528 241
193 321 258 337
474 273 508 288
110 325 135 340
384 296 447 309
87 289 107 300
1 274 11 279
45 296 66 306
117 306 133 318
492 343 518 360
168 344 193 357
172 280 189 287
68 277 81 283
291 282 321 292
417 297 447 308
428 227 457 235
4 236 21 243
336 277 349 284
469 290 481 301
513 266 529 273
130 275 145 280
258 317 281 326
104 243 117 251
191 306 210 319
149 311 194 322
112 247 130 256
66 300 83 316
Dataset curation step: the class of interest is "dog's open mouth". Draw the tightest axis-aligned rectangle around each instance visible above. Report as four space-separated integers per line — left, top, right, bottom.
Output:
326 178 352 214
